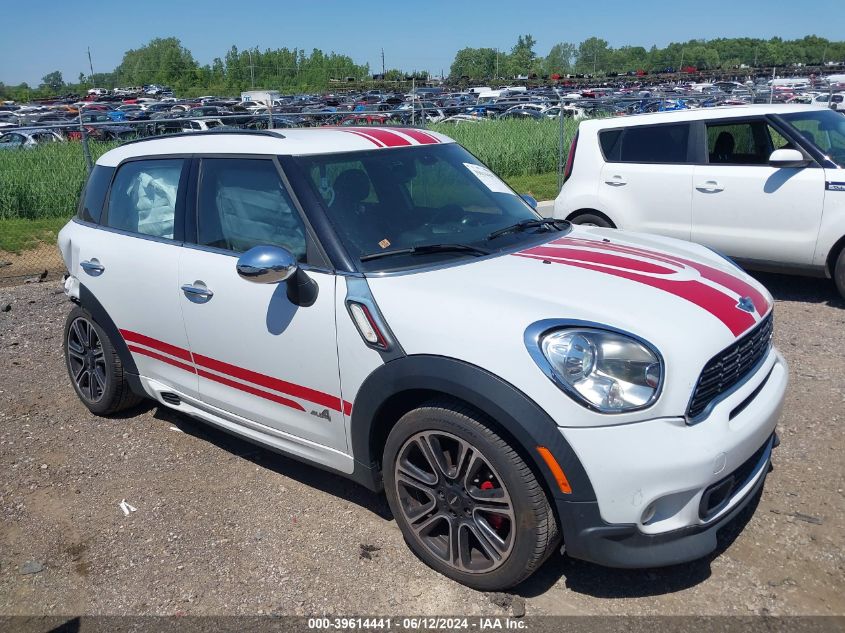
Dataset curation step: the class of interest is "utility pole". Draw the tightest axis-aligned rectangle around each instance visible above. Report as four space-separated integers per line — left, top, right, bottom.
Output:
247 50 255 89
87 47 95 84
381 48 385 77
495 48 499 80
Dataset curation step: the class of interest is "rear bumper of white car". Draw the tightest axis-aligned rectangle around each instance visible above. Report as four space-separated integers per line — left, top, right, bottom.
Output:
554 349 787 568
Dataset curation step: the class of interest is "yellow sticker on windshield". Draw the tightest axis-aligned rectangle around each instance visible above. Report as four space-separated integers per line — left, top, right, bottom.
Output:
379 239 391 249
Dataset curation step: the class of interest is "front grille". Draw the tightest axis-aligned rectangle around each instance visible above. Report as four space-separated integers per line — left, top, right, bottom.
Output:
687 312 773 420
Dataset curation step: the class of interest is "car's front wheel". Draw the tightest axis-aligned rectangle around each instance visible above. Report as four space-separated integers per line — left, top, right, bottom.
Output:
383 402 559 590
63 307 143 415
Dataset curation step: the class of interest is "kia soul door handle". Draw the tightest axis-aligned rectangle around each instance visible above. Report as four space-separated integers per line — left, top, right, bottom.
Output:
696 180 724 193
181 282 214 301
604 175 627 186
80 259 104 276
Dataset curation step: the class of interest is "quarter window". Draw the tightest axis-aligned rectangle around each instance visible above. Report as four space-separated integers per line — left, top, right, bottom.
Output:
600 124 690 163
105 159 184 239
196 158 307 260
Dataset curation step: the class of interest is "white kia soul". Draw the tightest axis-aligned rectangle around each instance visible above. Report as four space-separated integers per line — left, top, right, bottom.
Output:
59 127 787 590
554 104 845 298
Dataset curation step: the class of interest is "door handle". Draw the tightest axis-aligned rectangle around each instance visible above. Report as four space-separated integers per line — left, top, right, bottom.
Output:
80 259 104 276
181 283 214 301
604 175 627 186
695 180 724 193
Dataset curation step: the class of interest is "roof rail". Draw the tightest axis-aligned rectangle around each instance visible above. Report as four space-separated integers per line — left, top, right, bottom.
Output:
119 128 285 148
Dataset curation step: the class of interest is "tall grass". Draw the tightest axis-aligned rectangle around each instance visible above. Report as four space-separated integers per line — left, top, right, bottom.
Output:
430 117 579 177
0 140 118 221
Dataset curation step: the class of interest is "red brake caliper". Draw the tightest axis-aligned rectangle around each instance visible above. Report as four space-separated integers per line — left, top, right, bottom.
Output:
479 480 504 531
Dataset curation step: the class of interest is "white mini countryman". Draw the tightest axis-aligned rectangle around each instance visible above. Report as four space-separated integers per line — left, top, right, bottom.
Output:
59 127 787 590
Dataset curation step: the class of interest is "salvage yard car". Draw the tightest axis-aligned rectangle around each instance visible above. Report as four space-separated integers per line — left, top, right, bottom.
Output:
554 104 845 298
59 127 787 590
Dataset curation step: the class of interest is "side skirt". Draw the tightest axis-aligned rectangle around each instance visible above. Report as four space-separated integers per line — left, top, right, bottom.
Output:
139 376 357 477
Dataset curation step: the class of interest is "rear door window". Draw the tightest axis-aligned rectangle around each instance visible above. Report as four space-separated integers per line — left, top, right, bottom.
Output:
105 158 184 239
600 124 690 163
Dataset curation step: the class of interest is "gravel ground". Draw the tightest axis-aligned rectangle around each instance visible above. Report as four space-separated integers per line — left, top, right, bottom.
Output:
0 273 843 617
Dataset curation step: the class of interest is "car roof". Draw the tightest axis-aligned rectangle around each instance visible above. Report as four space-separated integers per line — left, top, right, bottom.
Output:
580 104 832 131
96 127 455 167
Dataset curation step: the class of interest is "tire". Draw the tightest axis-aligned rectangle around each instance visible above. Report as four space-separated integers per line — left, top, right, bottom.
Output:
63 306 143 415
570 212 614 228
835 247 845 301
383 401 559 590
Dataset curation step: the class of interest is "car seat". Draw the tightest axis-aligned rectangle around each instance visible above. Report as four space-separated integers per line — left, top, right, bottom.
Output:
712 131 735 163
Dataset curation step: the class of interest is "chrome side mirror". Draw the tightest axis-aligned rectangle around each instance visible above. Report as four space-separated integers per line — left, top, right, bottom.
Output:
236 245 297 284
521 194 538 209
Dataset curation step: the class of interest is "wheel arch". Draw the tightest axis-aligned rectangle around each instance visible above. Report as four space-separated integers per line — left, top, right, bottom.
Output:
565 208 617 228
349 355 596 508
76 283 145 397
825 233 845 278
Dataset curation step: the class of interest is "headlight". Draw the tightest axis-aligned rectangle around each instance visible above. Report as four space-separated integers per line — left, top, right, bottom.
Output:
538 328 662 412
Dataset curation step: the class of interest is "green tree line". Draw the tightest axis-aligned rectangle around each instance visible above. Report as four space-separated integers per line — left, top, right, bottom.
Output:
2 34 844 102
451 34 845 79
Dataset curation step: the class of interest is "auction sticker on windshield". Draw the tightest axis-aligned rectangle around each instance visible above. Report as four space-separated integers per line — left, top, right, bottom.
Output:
464 163 513 194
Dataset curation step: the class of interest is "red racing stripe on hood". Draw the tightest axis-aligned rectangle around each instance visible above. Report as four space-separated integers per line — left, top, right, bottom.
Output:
548 237 771 315
515 246 757 336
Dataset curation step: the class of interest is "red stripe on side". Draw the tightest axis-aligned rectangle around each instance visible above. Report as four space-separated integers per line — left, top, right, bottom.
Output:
342 129 385 147
515 253 756 336
127 344 197 375
120 329 192 361
192 353 344 413
196 369 305 412
350 127 411 147
398 128 440 145
343 400 353 417
521 245 675 275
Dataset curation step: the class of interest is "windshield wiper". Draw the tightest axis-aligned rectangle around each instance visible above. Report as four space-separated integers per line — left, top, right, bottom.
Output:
359 243 490 262
487 218 568 241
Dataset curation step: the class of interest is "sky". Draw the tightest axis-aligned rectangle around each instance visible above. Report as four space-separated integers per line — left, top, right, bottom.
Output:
1 0 844 85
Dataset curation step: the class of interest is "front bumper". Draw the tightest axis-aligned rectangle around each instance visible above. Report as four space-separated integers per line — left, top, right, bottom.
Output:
552 348 787 568
556 432 776 568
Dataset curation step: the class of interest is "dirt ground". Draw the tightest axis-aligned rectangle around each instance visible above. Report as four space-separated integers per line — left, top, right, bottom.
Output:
0 273 843 618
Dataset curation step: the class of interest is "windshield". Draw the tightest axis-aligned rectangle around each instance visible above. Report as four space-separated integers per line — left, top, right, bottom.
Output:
294 143 556 271
780 109 845 167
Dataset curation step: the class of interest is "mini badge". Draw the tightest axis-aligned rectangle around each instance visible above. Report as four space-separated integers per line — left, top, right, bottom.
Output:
736 296 755 313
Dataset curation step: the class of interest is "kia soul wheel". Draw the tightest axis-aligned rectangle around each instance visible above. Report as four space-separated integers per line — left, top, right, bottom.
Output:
384 403 559 590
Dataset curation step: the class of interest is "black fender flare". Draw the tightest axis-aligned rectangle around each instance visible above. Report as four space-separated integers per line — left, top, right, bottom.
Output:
78 283 145 396
349 354 596 503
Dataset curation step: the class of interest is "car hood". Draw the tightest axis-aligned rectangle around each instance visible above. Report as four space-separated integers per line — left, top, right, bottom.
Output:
366 227 773 424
